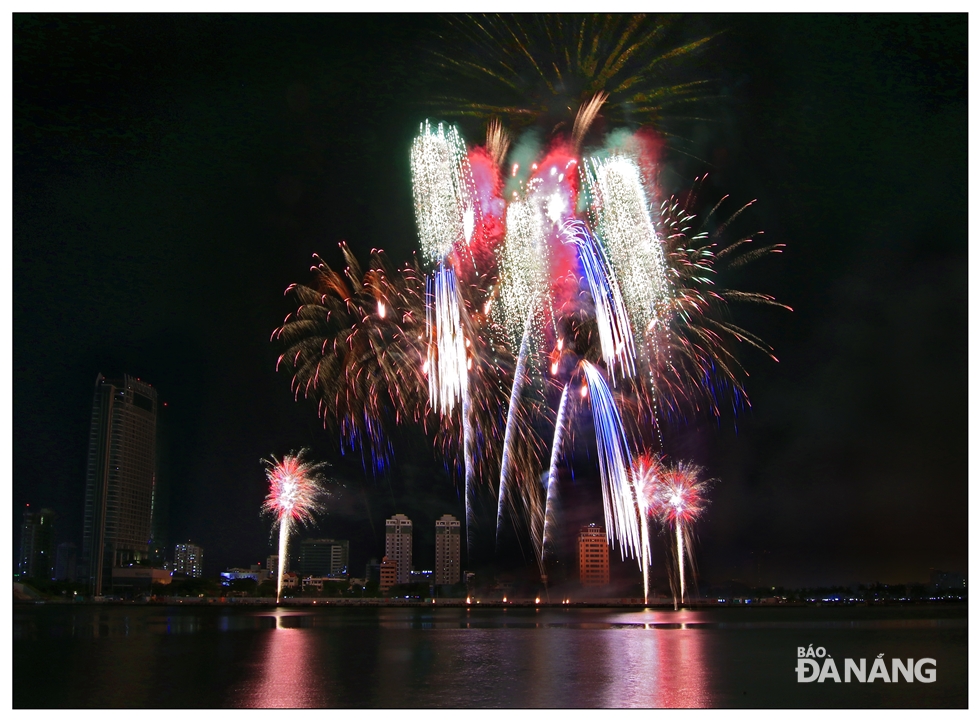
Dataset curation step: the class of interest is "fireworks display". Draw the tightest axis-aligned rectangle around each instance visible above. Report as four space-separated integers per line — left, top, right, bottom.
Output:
273 15 786 600
262 450 330 602
633 455 713 608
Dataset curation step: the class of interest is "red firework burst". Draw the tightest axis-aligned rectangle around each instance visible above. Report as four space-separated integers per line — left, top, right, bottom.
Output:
652 459 711 526
262 450 328 527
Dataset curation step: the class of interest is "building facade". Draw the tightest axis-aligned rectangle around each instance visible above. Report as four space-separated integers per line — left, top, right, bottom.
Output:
379 556 398 592
173 542 204 577
220 566 270 585
81 374 158 595
18 508 56 580
434 514 461 586
384 514 413 585
300 538 349 577
578 524 610 587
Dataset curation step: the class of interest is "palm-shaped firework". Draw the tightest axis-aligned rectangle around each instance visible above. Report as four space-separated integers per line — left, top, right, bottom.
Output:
262 449 330 602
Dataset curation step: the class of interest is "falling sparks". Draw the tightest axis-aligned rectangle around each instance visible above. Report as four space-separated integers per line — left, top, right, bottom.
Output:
581 361 642 565
426 266 469 415
560 219 635 382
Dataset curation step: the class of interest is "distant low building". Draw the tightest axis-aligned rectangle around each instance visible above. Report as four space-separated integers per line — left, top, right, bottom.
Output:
931 569 967 592
281 572 300 589
220 565 270 585
173 542 204 578
301 576 347 592
112 566 172 596
380 556 398 592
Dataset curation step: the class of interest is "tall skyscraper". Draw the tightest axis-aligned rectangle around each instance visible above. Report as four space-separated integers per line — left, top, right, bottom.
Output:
434 514 461 586
18 507 56 580
173 542 204 577
578 524 610 587
82 374 158 595
385 514 412 585
300 538 349 577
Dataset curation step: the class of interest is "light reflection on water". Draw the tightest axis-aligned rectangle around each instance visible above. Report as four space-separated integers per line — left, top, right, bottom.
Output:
13 604 967 708
238 612 328 708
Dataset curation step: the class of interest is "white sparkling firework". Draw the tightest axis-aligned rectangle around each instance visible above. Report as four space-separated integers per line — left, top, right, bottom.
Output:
581 361 642 564
584 156 671 351
494 196 550 350
410 120 477 262
560 220 635 382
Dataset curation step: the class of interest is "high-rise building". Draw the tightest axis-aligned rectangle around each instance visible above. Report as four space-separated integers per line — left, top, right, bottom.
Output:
300 538 349 577
81 374 158 595
54 542 78 582
578 524 610 587
173 542 204 577
385 514 412 585
18 508 56 580
267 555 281 578
434 514 461 586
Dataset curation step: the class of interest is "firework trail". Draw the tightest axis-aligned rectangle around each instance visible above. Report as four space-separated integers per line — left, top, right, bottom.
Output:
496 304 536 544
262 450 330 603
631 452 665 604
541 381 572 571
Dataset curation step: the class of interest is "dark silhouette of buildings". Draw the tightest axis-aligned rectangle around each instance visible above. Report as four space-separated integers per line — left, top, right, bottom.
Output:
18 507 56 580
54 541 78 582
299 538 349 577
81 374 158 595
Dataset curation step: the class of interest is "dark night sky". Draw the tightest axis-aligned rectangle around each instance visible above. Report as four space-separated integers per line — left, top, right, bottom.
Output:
12 14 967 587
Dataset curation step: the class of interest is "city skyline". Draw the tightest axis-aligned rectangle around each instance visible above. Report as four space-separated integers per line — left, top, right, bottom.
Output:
11 14 967 590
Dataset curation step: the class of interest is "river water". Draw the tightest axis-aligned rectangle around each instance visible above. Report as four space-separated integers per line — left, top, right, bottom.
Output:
13 603 966 708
